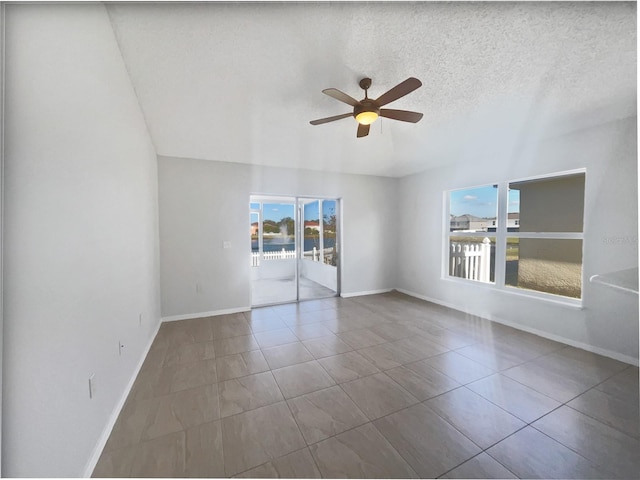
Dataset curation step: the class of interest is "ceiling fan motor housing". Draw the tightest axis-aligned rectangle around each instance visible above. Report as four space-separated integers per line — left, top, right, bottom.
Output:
354 99 380 121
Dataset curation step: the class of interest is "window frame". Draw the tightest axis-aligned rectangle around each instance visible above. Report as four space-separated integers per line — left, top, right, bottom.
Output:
443 168 586 307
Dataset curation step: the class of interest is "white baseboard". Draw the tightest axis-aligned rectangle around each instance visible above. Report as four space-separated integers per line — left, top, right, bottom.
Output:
395 288 461 311
341 288 393 298
396 288 639 367
162 306 251 322
82 319 163 478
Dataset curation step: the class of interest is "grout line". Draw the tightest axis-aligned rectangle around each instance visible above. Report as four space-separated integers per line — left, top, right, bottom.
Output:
526 421 621 478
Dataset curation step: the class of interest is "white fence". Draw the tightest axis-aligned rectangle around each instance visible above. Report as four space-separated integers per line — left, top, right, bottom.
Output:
251 248 296 267
450 237 491 282
251 247 336 267
304 247 335 265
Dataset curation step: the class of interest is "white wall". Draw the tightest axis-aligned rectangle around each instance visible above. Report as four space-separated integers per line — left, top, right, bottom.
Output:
301 259 338 291
158 156 398 318
3 4 160 477
397 116 638 363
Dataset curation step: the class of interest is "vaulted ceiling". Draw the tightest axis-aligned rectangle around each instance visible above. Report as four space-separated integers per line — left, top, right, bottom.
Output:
106 2 636 177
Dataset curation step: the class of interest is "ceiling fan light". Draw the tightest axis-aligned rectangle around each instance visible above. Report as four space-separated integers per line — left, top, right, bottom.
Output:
355 110 379 125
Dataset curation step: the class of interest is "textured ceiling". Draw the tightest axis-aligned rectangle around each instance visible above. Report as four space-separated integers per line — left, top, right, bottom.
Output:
107 2 636 177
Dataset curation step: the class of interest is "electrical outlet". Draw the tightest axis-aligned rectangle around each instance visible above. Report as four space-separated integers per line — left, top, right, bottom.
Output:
89 374 95 399
223 240 231 249
118 341 125 356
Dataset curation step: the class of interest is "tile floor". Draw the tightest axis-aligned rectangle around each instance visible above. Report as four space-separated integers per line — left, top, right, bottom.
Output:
93 292 640 478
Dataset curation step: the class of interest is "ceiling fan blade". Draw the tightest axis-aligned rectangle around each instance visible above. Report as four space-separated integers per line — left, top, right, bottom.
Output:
375 77 422 107
380 109 424 123
310 112 353 125
357 123 370 138
323 88 360 107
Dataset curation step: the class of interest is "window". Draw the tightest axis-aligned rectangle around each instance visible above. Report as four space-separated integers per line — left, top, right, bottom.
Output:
448 186 497 283
445 170 586 303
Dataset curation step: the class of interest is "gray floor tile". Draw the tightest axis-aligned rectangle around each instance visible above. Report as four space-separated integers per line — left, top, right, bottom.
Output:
243 307 278 323
302 335 353 358
130 431 187 477
92 446 135 477
244 308 287 332
211 315 252 340
487 426 615 479
103 396 160 452
408 325 478 350
184 420 224 477
595 365 639 404
221 402 306 476
370 323 418 342
356 343 416 370
213 334 260 356
165 318 214 344
287 386 368 444
422 351 496 384
216 350 269 381
552 346 630 379
129 361 176 402
262 342 314 369
374 402 480 478
236 448 321 478
389 335 450 361
441 453 517 479
341 373 418 420
219 371 284 418
386 361 460 400
290 323 335 340
317 351 380 383
310 423 419 478
245 315 289 333
170 358 217 392
568 387 639 439
337 328 388 349
503 359 601 403
163 341 216 367
467 373 561 423
272 360 336 399
142 383 219 440
533 405 640 478
455 341 527 371
425 387 526 449
254 327 299 349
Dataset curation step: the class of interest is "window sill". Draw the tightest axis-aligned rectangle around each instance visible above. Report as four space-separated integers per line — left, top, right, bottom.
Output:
441 276 584 310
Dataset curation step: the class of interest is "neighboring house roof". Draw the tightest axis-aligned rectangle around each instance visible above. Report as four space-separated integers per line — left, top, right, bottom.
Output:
451 214 490 222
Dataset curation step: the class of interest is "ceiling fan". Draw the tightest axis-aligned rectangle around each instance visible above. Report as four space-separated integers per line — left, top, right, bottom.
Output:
310 77 424 138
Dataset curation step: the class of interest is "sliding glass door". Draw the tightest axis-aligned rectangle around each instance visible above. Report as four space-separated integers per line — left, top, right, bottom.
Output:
250 197 297 306
299 198 339 302
250 195 340 306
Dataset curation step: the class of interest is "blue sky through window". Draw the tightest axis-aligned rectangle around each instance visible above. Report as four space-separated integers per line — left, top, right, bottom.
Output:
450 185 498 218
323 200 336 221
263 203 294 222
303 200 336 221
450 186 520 218
304 201 319 221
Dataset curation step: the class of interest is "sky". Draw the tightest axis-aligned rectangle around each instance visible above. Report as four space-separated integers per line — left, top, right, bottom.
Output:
252 200 336 222
261 203 294 222
304 200 336 221
450 186 520 218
